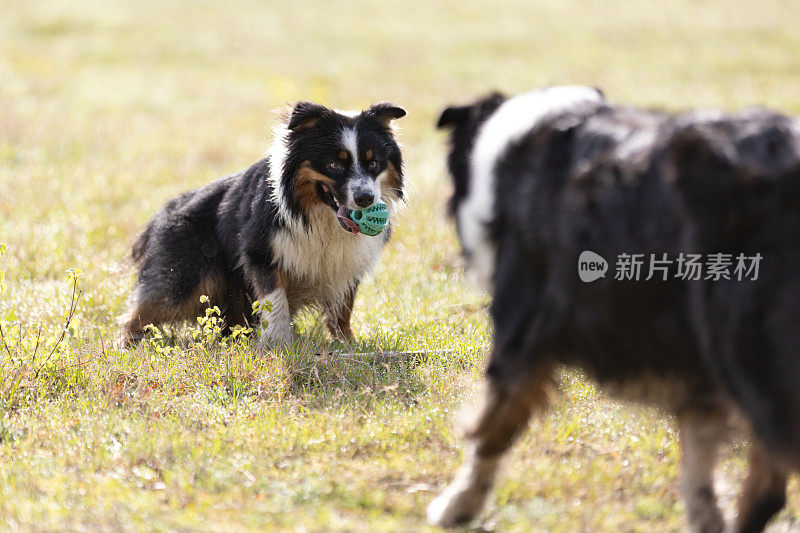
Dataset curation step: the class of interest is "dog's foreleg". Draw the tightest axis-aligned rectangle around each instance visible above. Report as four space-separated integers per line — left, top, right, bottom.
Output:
244 261 294 347
258 287 294 345
427 368 550 527
324 286 356 343
677 405 728 533
427 441 501 528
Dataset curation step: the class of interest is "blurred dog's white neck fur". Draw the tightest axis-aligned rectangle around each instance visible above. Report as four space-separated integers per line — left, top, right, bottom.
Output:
460 86 604 290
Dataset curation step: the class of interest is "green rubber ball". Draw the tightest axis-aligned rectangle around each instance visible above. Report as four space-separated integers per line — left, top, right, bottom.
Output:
350 200 389 236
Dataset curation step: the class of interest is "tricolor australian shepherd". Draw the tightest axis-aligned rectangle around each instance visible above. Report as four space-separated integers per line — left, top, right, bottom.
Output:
430 86 800 532
118 101 406 347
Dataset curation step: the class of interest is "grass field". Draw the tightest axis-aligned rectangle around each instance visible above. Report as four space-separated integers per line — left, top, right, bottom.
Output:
1 0 800 530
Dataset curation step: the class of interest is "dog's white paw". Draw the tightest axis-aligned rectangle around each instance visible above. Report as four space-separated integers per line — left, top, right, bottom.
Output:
426 482 488 527
258 328 294 348
259 316 294 348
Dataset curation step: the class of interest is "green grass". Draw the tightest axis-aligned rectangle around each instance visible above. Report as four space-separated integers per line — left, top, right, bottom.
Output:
1 0 799 530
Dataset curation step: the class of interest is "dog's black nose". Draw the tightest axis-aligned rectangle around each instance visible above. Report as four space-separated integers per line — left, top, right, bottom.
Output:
353 189 374 208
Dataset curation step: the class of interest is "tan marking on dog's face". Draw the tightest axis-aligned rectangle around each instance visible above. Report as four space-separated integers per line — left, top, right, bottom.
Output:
338 150 348 161
382 161 402 199
366 149 373 160
294 161 336 213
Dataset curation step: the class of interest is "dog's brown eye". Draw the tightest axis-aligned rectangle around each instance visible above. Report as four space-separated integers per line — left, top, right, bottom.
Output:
329 161 342 171
368 160 379 171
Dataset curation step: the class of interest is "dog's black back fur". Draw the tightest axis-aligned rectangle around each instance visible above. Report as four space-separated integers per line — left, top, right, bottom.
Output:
130 159 278 326
444 95 800 460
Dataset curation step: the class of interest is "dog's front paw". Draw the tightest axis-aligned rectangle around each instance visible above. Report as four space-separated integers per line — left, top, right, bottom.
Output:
258 323 295 349
427 481 489 527
258 332 295 349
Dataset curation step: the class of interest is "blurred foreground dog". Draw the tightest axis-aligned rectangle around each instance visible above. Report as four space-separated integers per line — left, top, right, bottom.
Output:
118 101 405 347
431 86 800 532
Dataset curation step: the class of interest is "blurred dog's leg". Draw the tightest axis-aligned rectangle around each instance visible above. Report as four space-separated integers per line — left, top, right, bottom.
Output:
678 405 728 533
324 287 356 342
733 440 786 533
427 367 550 527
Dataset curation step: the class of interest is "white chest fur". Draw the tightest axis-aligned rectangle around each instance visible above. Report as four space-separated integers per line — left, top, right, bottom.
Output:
271 204 388 305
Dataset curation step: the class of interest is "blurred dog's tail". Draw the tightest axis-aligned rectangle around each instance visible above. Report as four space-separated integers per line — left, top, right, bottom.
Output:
131 224 152 264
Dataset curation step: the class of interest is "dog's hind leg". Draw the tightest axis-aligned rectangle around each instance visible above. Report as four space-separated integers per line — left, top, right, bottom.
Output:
117 273 226 348
677 405 729 533
117 284 200 348
733 440 786 533
427 365 552 527
117 293 177 348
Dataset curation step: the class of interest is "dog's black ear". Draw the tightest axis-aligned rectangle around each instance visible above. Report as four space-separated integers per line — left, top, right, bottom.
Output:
437 105 470 129
289 101 329 131
366 102 407 125
438 92 505 130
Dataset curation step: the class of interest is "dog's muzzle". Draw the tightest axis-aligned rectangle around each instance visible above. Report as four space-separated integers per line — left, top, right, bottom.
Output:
321 183 360 235
336 205 360 234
